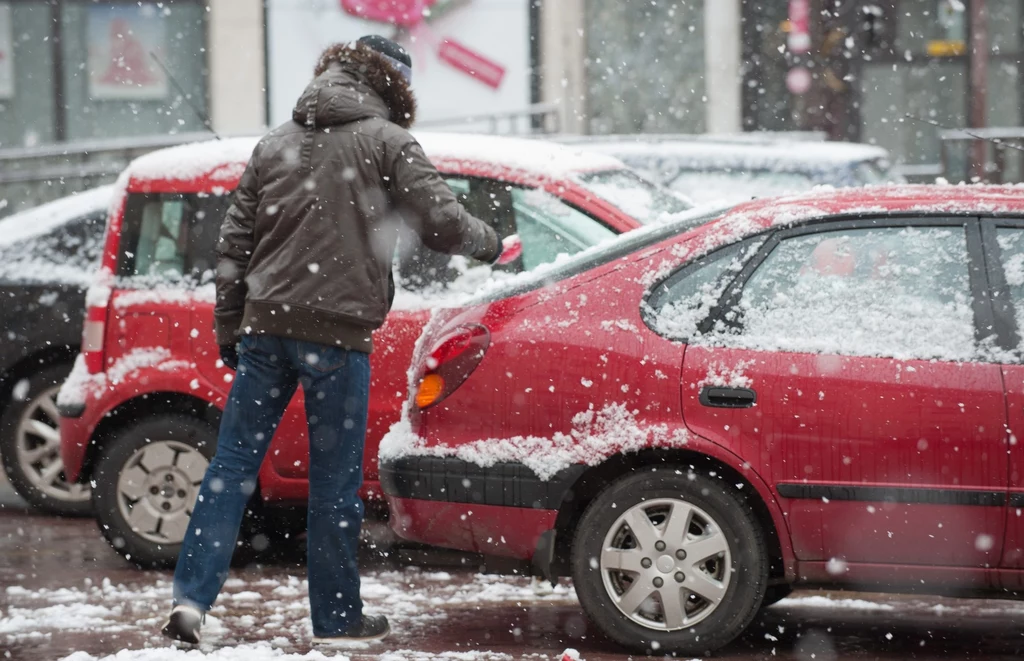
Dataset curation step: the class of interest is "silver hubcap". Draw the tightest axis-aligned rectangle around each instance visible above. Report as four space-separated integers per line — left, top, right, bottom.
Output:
600 498 732 631
116 441 208 545
16 385 90 503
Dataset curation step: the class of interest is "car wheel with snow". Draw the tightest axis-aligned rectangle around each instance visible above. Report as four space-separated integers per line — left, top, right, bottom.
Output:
92 414 217 569
571 467 768 656
0 364 92 516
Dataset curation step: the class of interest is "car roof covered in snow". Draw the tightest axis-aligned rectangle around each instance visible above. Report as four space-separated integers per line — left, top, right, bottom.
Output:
0 185 113 248
120 133 627 192
557 135 892 172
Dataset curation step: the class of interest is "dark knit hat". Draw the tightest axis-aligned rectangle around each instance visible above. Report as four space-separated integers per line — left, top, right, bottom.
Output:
358 34 412 83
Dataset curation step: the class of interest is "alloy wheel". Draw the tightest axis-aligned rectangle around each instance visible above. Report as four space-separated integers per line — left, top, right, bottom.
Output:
116 440 208 545
599 497 732 631
15 385 90 504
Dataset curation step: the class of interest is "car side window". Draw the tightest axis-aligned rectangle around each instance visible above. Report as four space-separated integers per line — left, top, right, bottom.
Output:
996 228 1024 354
118 193 232 285
644 240 762 340
396 177 517 293
510 188 616 270
718 225 976 362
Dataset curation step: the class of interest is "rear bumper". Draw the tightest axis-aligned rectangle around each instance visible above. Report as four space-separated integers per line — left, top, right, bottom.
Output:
380 456 584 559
380 456 584 509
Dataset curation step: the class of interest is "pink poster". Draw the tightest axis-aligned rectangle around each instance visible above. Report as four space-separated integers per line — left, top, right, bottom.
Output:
341 0 506 90
88 4 167 100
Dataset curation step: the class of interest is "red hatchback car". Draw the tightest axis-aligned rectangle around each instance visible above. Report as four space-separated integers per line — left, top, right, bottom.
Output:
381 186 1024 655
56 134 690 567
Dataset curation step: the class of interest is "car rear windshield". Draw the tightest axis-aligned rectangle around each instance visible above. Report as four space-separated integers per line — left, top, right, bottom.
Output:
574 169 693 223
469 203 733 305
116 192 233 286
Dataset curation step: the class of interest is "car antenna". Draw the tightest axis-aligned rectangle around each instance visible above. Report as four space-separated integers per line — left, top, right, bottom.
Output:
150 52 221 140
904 113 1024 154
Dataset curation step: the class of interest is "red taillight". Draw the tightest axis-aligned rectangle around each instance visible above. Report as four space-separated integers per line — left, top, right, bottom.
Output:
82 305 107 374
415 324 489 409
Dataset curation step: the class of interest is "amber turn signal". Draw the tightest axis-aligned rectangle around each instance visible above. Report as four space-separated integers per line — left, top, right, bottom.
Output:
415 373 446 409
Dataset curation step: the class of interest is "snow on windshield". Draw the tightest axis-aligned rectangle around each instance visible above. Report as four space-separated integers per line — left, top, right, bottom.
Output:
575 169 692 222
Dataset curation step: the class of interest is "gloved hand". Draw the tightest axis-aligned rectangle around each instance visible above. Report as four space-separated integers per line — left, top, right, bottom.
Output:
494 234 522 266
219 344 239 370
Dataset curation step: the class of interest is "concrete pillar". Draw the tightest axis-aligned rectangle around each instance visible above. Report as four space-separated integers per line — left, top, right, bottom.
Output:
968 0 988 180
704 0 742 134
208 0 266 135
539 0 587 134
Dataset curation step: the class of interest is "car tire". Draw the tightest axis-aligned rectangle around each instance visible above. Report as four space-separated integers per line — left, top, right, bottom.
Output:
0 363 91 516
571 466 769 656
92 414 219 569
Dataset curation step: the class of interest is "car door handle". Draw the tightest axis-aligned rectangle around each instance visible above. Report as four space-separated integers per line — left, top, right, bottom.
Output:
699 386 757 408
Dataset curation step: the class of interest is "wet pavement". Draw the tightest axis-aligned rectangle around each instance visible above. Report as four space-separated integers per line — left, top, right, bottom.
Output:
3 483 1024 660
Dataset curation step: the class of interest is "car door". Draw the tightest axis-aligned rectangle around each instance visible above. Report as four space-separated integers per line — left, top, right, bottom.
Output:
983 220 1024 579
676 218 1008 570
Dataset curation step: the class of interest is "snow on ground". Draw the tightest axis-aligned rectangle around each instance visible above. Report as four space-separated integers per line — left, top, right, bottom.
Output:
1 570 576 661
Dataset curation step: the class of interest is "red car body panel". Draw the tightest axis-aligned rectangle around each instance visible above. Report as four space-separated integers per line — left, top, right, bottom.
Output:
59 136 647 506
383 185 1024 593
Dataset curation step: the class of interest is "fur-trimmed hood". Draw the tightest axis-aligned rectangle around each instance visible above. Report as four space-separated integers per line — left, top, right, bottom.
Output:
292 42 416 129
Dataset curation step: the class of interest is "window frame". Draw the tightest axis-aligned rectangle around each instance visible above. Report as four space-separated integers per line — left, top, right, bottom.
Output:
644 214 997 358
981 217 1024 358
115 191 229 282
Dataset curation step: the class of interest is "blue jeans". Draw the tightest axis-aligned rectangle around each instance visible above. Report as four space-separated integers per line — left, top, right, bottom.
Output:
172 334 371 637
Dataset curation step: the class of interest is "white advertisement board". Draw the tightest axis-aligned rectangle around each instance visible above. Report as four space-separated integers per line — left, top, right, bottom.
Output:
266 0 530 131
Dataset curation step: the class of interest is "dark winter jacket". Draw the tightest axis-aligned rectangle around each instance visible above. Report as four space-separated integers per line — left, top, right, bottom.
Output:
214 43 500 352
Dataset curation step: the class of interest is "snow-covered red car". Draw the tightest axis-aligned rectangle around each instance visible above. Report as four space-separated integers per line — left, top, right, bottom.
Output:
56 134 691 567
381 185 1024 655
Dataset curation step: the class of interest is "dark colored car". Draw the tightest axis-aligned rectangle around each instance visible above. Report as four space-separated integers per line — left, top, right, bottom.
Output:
0 186 112 515
381 184 1024 655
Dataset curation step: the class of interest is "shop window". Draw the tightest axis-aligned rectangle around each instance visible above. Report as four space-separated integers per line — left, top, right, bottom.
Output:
0 2 56 149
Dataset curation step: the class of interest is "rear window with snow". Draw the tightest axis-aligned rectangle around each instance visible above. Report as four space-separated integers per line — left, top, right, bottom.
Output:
644 239 765 339
695 225 978 362
997 228 1024 354
116 192 232 287
0 210 106 285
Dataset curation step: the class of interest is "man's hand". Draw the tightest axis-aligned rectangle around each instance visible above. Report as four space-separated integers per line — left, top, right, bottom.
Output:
220 344 239 370
494 234 522 266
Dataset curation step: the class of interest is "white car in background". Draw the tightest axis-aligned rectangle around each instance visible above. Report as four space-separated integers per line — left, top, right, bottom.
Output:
556 134 905 205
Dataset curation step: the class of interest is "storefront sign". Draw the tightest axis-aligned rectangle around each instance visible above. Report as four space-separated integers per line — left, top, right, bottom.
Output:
87 4 168 100
0 3 14 99
788 0 811 54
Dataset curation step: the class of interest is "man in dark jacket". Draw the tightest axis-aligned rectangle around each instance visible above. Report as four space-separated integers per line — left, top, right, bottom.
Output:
161 36 501 647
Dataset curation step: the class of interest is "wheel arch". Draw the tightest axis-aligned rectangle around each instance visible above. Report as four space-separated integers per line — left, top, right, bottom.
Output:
78 391 222 483
0 346 79 425
551 447 794 583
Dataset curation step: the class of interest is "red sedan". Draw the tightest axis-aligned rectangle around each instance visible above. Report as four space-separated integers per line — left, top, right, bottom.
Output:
381 185 1024 655
57 134 690 567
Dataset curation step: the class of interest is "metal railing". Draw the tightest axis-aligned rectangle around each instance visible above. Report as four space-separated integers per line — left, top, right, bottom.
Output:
0 132 218 218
